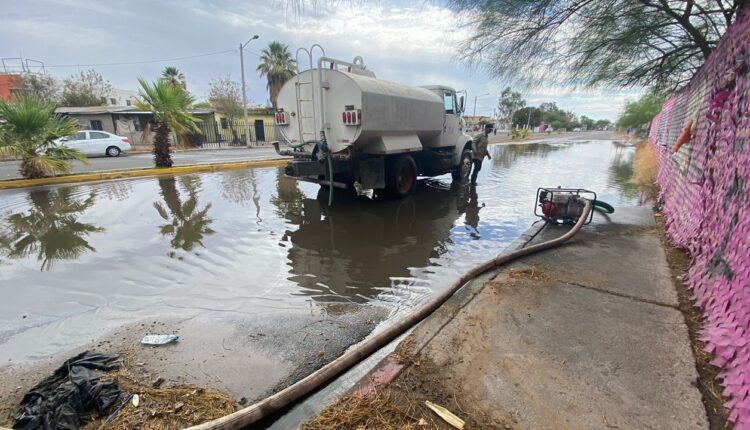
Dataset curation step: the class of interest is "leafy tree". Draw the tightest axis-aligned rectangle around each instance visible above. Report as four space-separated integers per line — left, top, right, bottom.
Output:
595 119 612 129
450 0 747 91
0 189 103 271
512 106 542 128
208 75 244 143
136 78 200 168
60 69 112 106
580 115 596 130
0 94 86 179
207 75 243 118
161 66 186 89
618 91 667 133
256 41 296 108
497 86 525 127
20 73 59 103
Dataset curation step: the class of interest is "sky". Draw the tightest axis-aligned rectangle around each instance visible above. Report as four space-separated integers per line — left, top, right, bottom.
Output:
1 0 639 121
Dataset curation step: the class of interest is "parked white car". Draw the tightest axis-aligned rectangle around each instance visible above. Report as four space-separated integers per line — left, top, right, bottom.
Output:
55 130 131 157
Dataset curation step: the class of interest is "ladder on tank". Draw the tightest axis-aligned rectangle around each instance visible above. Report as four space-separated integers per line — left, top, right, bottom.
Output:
294 45 326 147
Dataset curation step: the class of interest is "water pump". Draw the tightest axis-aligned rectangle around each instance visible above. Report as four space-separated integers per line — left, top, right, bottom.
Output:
535 187 597 225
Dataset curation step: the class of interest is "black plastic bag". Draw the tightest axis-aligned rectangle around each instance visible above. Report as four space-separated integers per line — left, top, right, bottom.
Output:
12 351 122 430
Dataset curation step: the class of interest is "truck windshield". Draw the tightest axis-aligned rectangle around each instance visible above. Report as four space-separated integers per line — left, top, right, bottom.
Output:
444 92 455 114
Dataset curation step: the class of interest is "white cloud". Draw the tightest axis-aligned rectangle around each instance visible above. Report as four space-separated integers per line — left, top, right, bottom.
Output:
1 0 630 120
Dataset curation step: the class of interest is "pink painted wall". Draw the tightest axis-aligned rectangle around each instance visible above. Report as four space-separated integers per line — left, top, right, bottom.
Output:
650 8 750 428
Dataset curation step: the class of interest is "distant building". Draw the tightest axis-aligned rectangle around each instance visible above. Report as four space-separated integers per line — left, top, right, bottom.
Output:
54 106 215 146
0 73 22 101
106 88 139 107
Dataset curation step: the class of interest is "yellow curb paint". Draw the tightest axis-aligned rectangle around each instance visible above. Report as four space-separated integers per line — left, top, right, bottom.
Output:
0 158 289 190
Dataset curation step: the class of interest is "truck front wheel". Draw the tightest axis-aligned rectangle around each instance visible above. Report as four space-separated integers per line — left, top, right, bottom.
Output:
384 154 417 198
451 148 472 183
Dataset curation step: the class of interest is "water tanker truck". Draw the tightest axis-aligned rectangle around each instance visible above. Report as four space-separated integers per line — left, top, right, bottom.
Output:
272 54 474 198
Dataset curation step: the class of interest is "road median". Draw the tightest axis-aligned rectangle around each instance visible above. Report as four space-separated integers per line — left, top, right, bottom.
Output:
0 158 288 190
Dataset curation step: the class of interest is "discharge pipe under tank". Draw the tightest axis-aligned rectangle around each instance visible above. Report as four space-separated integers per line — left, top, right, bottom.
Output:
188 199 594 430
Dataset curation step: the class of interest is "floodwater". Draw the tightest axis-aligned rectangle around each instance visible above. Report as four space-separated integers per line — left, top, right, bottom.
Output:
0 138 642 365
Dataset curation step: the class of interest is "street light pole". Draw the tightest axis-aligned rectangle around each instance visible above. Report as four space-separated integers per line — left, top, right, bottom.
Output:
240 34 259 147
473 93 490 117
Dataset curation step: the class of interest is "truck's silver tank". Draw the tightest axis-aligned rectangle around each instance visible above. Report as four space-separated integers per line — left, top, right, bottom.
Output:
276 69 444 154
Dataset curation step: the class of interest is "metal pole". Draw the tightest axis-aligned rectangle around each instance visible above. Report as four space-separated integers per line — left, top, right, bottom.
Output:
240 43 251 147
473 95 478 117
239 35 259 148
526 109 531 130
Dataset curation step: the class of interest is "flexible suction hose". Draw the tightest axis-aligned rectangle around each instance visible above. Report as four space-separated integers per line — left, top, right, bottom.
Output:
189 200 594 430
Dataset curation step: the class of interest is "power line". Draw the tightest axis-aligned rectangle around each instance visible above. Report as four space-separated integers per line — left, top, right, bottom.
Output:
43 48 240 68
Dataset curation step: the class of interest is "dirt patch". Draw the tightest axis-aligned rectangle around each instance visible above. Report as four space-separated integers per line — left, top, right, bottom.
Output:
655 214 731 429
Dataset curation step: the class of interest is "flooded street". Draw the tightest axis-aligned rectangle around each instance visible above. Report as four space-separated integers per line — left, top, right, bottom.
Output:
0 134 642 405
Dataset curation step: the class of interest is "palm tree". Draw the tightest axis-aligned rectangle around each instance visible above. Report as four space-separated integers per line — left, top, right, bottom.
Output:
161 66 186 89
0 94 86 179
135 78 200 167
256 41 296 108
0 189 103 271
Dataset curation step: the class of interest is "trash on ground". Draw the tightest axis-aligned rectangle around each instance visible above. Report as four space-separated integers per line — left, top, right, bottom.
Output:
151 376 165 388
11 351 122 429
425 400 465 429
131 394 139 408
140 335 179 346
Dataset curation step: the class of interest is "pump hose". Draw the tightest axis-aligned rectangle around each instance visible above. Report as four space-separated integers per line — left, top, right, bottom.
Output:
593 199 615 214
326 155 334 206
189 199 594 430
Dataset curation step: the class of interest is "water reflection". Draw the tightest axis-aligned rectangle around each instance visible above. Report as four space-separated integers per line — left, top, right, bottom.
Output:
281 183 472 302
153 177 215 258
220 169 263 221
607 150 637 200
462 186 483 239
0 189 103 271
271 169 305 224
491 142 567 168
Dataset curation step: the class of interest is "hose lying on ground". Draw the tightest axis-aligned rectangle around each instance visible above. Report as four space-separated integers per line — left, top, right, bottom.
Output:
188 199 594 430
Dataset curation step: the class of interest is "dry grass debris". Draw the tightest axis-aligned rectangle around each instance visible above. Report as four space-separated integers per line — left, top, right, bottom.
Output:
633 142 659 200
81 364 235 430
300 389 437 430
507 266 550 282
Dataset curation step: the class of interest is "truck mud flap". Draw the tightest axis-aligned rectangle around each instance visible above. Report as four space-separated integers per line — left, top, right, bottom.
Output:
358 157 385 190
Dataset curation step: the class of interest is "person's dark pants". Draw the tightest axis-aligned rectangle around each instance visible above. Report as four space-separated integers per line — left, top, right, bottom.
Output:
470 159 482 184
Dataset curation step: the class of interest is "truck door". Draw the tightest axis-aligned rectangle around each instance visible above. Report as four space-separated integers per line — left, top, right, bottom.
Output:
442 91 461 147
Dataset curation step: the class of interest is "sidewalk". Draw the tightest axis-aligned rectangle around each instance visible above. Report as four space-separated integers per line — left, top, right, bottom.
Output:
304 206 708 429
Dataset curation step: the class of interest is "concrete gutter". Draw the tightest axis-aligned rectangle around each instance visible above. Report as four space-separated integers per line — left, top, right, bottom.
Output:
0 158 288 190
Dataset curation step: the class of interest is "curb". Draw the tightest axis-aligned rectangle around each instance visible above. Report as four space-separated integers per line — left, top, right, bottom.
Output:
0 158 289 190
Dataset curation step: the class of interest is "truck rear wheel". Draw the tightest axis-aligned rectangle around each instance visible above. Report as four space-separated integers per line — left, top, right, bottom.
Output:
451 148 472 183
384 154 417 198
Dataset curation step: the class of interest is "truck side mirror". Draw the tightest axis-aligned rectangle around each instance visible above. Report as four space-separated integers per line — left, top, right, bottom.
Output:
459 95 465 113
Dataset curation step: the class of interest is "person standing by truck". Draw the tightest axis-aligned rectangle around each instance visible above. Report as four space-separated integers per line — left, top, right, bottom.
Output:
470 124 493 185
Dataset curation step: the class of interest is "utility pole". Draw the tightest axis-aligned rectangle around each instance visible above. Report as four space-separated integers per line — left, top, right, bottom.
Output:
526 109 531 130
473 93 490 117
240 34 259 147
